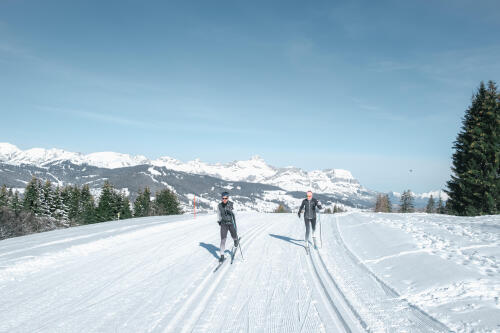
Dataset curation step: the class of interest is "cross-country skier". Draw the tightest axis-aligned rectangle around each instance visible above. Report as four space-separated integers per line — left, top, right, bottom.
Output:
217 192 239 263
298 190 322 249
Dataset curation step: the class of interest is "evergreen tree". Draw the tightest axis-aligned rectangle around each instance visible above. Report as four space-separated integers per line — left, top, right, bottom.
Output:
437 195 446 214
399 190 415 213
134 187 152 217
9 191 21 215
446 81 499 215
119 195 133 219
80 185 96 223
154 188 182 215
41 180 54 217
0 185 8 208
23 177 42 215
67 186 81 221
53 186 68 220
425 195 435 213
96 182 117 222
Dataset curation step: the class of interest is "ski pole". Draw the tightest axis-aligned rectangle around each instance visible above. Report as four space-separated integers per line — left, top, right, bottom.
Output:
318 211 323 249
232 215 244 260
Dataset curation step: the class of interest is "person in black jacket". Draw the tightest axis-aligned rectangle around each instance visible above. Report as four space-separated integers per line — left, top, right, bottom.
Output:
298 191 322 248
216 191 238 262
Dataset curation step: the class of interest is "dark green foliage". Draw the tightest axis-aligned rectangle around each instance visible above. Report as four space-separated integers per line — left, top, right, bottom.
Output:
333 204 345 213
153 188 182 215
23 178 42 215
0 185 9 207
425 195 435 213
399 190 415 213
95 182 118 222
437 195 446 214
134 187 152 217
80 185 96 223
446 81 499 216
119 196 133 219
10 191 22 215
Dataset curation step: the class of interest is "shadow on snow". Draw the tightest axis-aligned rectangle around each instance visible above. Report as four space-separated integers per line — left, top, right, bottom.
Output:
268 233 305 249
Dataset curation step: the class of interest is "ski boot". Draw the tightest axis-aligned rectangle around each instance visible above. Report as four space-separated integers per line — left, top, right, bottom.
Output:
313 237 318 250
219 254 225 263
234 238 239 248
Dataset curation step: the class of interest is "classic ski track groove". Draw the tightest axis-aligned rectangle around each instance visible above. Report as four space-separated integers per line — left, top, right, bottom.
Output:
334 215 453 332
27 220 205 332
158 221 273 333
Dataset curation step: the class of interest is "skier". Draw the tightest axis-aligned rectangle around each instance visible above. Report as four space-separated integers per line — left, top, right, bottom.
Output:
298 191 322 249
217 192 239 263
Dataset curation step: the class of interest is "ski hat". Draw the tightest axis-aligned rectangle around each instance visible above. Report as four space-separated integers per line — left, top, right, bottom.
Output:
221 191 229 198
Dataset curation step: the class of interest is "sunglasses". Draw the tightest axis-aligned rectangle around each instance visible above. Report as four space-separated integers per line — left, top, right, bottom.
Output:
222 197 228 200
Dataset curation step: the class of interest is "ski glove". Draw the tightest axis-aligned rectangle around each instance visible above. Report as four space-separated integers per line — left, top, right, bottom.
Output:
218 221 221 226
298 212 301 218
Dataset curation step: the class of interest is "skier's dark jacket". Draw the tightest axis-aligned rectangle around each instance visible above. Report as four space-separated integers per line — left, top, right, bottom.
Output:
217 201 235 225
298 198 322 219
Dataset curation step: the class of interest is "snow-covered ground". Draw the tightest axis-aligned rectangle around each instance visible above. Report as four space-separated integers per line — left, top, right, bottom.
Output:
0 212 498 332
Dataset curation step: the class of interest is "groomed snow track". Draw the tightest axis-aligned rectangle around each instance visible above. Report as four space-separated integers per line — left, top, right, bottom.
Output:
0 213 452 332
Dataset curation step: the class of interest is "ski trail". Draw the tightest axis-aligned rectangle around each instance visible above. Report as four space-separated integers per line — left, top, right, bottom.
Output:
317 214 452 332
158 220 271 332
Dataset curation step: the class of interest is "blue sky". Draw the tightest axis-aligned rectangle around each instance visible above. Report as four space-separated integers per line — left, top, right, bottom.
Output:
1 0 499 193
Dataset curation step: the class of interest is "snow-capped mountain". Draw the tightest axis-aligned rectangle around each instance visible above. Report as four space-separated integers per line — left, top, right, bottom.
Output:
0 143 443 210
0 143 363 197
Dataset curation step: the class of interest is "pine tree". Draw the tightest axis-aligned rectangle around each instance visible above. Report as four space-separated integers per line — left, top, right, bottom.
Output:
23 177 42 215
0 185 8 208
53 186 68 220
119 195 133 219
399 190 415 213
437 195 445 214
446 81 499 215
80 185 96 223
154 188 182 215
425 195 435 213
67 186 81 221
40 180 54 217
9 191 21 215
134 187 152 217
96 182 117 222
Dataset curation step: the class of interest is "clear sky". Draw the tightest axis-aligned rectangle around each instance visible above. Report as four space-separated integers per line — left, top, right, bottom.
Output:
1 0 499 193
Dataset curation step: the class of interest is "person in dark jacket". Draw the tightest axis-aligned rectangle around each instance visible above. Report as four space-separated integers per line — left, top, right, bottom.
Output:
298 191 322 248
216 191 238 262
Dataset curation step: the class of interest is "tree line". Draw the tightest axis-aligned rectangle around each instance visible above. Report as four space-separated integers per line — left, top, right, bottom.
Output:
374 191 446 214
0 178 182 239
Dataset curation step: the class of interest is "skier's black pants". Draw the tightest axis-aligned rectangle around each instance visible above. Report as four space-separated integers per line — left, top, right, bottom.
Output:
304 218 316 242
220 223 237 255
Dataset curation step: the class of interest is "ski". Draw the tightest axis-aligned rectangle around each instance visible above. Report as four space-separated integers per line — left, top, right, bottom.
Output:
213 256 226 273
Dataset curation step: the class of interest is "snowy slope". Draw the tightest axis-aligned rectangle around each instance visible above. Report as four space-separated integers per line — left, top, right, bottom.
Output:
1 212 496 332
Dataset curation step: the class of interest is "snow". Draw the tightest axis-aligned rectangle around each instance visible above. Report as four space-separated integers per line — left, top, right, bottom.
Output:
0 142 367 198
0 212 497 332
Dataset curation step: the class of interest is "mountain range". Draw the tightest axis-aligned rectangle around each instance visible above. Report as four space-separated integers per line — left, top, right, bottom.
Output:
0 143 444 212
